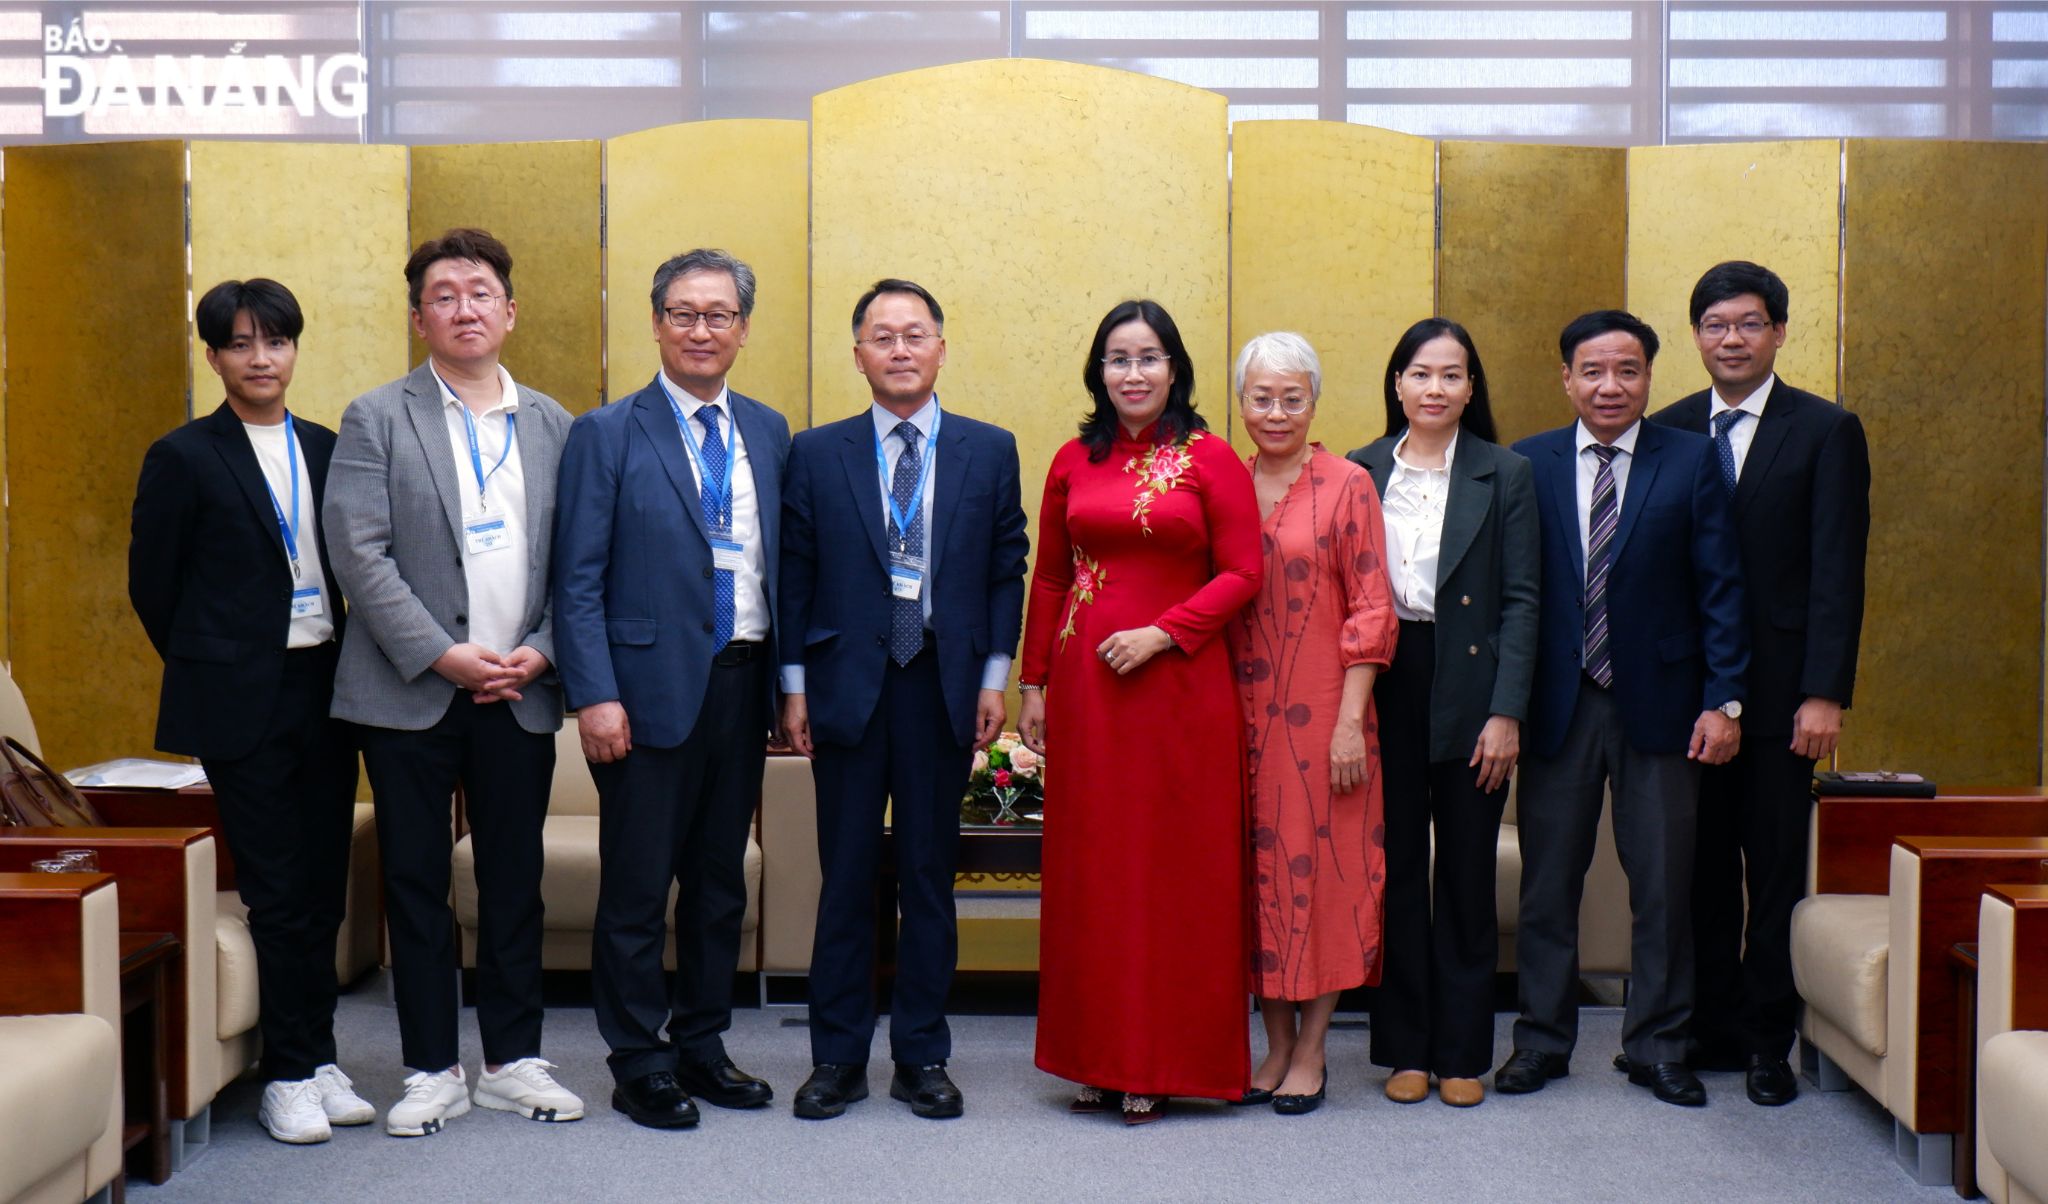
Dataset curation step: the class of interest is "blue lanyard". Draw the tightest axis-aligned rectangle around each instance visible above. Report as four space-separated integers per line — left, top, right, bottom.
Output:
439 367 516 504
670 395 736 527
874 405 940 549
260 410 302 574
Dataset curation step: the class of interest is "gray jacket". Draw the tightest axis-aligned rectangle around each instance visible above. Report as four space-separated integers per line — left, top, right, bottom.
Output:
324 361 571 734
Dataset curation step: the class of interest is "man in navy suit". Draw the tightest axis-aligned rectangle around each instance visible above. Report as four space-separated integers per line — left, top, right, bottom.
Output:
778 279 1029 1120
1494 310 1748 1108
1652 262 1869 1106
553 249 790 1129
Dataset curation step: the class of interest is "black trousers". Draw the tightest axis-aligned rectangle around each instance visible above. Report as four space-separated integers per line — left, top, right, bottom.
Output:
807 642 970 1067
1691 738 1817 1060
200 643 359 1083
359 695 553 1072
591 654 768 1084
1368 620 1508 1079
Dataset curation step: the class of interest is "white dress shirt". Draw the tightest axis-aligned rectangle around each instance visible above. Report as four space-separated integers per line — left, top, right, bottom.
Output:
436 364 530 656
1708 372 1773 480
1574 419 1641 579
657 373 770 643
1382 429 1456 622
243 418 336 648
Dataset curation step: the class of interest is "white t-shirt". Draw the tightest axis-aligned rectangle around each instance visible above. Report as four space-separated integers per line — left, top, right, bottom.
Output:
243 419 336 648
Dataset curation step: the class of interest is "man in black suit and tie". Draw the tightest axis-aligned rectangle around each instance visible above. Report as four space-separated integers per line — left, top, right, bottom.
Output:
778 279 1029 1120
1650 261 1870 1106
129 279 373 1145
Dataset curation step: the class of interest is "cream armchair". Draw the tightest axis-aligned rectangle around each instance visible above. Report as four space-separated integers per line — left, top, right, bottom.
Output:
1975 884 2048 1204
0 871 123 1204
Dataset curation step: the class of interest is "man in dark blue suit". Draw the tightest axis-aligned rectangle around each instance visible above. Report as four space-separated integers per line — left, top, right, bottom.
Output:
778 279 1028 1120
553 249 790 1129
1494 310 1748 1108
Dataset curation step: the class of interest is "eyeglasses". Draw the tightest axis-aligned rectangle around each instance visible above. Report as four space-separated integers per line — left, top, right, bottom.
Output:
860 331 934 352
1697 318 1773 340
1245 395 1312 415
665 308 741 330
422 291 504 316
1102 354 1171 375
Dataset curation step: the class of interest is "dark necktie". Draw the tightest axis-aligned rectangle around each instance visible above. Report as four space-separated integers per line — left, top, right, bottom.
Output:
1711 408 1745 497
888 420 926 667
697 407 734 647
1583 443 1620 688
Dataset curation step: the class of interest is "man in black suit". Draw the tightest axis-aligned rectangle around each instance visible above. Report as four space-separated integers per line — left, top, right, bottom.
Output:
1650 261 1870 1106
129 279 371 1145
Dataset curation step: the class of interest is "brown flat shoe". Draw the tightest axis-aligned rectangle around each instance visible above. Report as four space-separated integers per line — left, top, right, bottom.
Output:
1438 1077 1485 1107
1384 1070 1429 1104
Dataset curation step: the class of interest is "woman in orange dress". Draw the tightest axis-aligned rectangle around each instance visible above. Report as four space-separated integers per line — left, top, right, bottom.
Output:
1229 332 1398 1114
1019 299 1262 1125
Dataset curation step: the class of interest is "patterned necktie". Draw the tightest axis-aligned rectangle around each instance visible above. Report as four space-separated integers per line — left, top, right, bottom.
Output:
888 420 926 667
1583 443 1620 688
1711 408 1745 497
697 407 734 647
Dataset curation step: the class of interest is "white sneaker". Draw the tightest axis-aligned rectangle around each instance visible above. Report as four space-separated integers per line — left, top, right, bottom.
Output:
313 1063 376 1125
474 1057 585 1122
260 1078 332 1144
385 1067 471 1137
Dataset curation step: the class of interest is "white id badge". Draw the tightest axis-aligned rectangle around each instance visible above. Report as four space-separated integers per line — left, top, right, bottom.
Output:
710 538 746 573
464 514 512 555
888 549 926 601
290 586 324 619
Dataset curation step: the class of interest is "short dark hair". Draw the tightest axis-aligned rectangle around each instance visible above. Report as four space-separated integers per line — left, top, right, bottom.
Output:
1560 309 1660 366
1079 299 1206 463
1689 260 1789 326
1381 317 1498 444
195 278 304 349
404 227 514 311
651 248 757 319
851 278 944 335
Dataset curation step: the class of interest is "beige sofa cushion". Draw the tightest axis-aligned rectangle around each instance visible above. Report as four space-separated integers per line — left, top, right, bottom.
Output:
1984 1031 2048 1201
0 1013 118 1204
1790 893 1889 1057
1495 824 1521 935
215 909 261 1041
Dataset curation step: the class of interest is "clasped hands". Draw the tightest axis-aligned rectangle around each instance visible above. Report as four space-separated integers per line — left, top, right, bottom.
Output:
432 642 548 706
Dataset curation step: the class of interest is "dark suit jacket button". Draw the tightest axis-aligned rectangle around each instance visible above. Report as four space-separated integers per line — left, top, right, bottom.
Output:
703 567 714 579
702 621 714 634
1468 645 1479 655
1461 595 1472 606
455 614 466 625
875 636 886 647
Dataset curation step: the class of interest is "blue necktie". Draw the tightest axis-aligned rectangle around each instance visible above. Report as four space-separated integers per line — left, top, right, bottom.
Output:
1583 444 1619 688
697 407 734 647
1711 408 1745 497
888 420 925 667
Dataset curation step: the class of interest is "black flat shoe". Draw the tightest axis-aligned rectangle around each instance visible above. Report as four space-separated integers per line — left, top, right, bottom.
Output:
1495 1049 1569 1094
1271 1074 1327 1115
1628 1060 1707 1106
1745 1055 1798 1107
793 1063 868 1120
1229 1086 1276 1106
890 1063 964 1119
675 1056 773 1109
611 1070 700 1129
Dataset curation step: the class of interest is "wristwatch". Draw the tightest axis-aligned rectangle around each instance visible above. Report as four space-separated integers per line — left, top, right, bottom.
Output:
1717 700 1743 721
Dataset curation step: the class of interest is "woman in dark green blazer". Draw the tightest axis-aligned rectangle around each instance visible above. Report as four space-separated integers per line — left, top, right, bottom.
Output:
1348 318 1538 1108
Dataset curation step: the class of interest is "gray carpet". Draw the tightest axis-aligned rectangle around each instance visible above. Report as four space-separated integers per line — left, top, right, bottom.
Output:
130 973 1953 1203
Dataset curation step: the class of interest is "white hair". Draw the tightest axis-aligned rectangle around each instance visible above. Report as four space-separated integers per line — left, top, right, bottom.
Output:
1233 331 1322 399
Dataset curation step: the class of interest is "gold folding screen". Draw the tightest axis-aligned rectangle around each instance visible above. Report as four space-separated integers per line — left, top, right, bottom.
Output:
606 121 810 425
409 141 603 415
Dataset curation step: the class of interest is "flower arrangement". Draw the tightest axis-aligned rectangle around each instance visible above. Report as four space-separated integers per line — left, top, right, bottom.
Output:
961 732 1044 827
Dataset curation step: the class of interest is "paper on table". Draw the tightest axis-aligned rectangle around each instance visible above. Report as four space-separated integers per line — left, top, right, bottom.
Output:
64 758 208 789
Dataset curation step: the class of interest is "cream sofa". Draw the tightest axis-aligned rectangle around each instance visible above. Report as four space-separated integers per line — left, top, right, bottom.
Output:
1975 885 2048 1204
0 872 123 1204
452 716 763 974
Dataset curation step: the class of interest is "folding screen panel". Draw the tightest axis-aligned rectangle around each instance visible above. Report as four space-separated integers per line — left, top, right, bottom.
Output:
1840 140 2048 786
1439 141 1626 444
409 141 603 414
3 143 187 768
606 120 810 426
1229 121 1434 457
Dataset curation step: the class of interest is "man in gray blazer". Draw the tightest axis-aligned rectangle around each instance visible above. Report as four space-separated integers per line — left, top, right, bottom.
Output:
325 228 583 1137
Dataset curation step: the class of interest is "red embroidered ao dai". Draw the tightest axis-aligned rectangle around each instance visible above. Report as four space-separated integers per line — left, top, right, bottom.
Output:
1022 427 1262 1099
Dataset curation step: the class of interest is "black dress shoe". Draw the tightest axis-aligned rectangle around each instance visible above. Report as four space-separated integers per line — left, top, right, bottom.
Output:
675 1056 773 1109
1228 1086 1275 1107
1494 1049 1569 1094
793 1064 868 1119
890 1063 964 1119
612 1070 700 1129
1271 1074 1327 1115
1745 1055 1798 1106
1628 1061 1707 1106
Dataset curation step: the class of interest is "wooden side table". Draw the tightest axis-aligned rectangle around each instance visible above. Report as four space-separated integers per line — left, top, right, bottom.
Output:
119 931 180 1187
